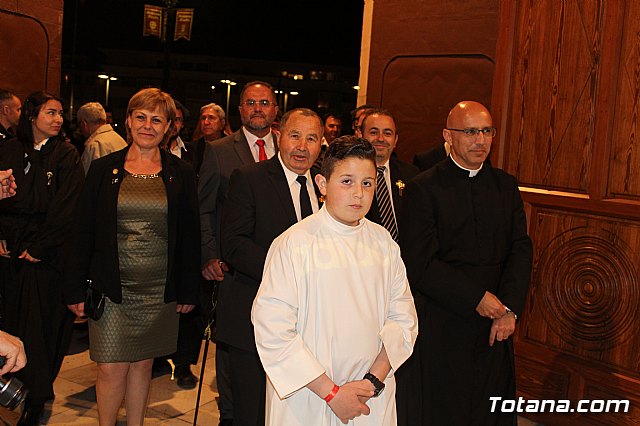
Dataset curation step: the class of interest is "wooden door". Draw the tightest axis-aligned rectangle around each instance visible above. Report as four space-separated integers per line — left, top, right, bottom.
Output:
493 1 640 424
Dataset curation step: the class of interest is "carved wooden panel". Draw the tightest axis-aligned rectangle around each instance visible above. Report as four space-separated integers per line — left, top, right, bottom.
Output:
502 0 605 192
365 0 499 163
607 0 640 199
0 10 49 96
523 209 640 371
0 2 63 95
516 357 570 401
380 56 494 162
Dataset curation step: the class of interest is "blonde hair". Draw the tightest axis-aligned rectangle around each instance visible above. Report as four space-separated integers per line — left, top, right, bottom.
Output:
125 87 176 146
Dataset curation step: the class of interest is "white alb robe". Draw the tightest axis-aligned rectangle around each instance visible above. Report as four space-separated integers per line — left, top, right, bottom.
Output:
252 206 418 426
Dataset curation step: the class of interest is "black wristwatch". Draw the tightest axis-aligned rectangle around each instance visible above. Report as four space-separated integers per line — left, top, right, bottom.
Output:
364 372 385 397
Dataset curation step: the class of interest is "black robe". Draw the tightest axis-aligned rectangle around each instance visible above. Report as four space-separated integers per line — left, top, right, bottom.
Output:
0 136 84 404
398 158 532 426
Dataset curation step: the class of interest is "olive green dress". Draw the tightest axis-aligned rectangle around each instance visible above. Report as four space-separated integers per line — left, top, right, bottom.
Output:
89 171 178 362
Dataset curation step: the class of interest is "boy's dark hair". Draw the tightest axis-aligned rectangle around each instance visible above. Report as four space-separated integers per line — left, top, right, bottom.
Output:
321 135 376 179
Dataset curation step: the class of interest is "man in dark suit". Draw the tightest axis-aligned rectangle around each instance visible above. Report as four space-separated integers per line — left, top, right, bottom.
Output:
198 81 279 425
359 108 419 425
412 141 449 172
0 89 21 143
399 101 532 425
218 108 323 426
360 108 419 242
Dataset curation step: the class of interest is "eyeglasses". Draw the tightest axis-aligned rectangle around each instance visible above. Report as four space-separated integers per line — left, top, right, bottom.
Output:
447 127 496 137
241 100 275 108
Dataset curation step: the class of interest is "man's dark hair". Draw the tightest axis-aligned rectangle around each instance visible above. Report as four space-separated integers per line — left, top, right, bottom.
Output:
174 99 189 118
322 111 341 123
0 88 16 103
360 108 396 134
239 81 277 104
321 135 376 179
17 91 64 142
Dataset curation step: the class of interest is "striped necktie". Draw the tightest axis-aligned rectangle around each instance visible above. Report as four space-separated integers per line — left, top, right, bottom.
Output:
376 166 398 241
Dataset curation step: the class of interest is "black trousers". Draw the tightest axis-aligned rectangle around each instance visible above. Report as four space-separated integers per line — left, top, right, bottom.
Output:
228 345 265 426
172 279 214 367
215 341 233 420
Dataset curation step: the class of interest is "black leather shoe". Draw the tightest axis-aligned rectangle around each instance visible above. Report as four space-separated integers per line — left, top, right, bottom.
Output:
174 365 198 389
17 401 44 426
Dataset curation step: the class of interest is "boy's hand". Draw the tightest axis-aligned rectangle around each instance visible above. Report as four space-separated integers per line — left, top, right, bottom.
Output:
354 378 376 404
328 381 374 424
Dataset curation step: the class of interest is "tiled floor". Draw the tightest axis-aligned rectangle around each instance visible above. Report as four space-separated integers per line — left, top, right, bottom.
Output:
0 324 544 425
0 324 220 425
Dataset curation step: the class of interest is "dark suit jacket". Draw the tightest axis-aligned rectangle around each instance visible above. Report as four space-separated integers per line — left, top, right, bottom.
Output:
413 143 448 172
197 129 278 266
366 156 419 236
182 137 207 177
217 156 320 351
63 146 201 306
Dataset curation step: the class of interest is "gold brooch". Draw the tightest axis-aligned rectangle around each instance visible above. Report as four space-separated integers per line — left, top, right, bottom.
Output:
395 180 405 196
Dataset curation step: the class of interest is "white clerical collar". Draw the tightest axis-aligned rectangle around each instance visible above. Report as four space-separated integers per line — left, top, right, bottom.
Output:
450 155 482 177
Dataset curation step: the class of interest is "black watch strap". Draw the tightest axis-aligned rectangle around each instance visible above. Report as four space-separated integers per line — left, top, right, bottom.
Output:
363 372 385 397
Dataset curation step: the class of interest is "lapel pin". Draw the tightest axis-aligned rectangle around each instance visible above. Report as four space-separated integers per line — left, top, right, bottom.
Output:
395 180 405 197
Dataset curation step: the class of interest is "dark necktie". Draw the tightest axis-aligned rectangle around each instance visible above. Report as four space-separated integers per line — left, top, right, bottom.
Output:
376 166 398 241
296 175 313 220
256 139 267 161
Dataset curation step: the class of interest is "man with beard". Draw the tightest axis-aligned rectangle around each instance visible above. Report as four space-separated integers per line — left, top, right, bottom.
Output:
361 109 419 243
198 81 279 426
220 108 322 426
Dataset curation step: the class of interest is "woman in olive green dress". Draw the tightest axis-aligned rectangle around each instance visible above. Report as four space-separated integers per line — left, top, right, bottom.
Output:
64 88 200 425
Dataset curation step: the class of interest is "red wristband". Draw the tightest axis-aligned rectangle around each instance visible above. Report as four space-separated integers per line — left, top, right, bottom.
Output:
323 384 340 403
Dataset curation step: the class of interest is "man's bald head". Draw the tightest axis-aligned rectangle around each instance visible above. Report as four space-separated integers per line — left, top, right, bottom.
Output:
443 101 494 170
446 101 492 129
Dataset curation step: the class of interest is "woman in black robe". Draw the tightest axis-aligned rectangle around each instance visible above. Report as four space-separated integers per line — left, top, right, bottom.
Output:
0 91 84 425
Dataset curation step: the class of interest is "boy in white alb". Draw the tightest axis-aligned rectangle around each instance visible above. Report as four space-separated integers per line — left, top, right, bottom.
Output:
252 136 418 425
